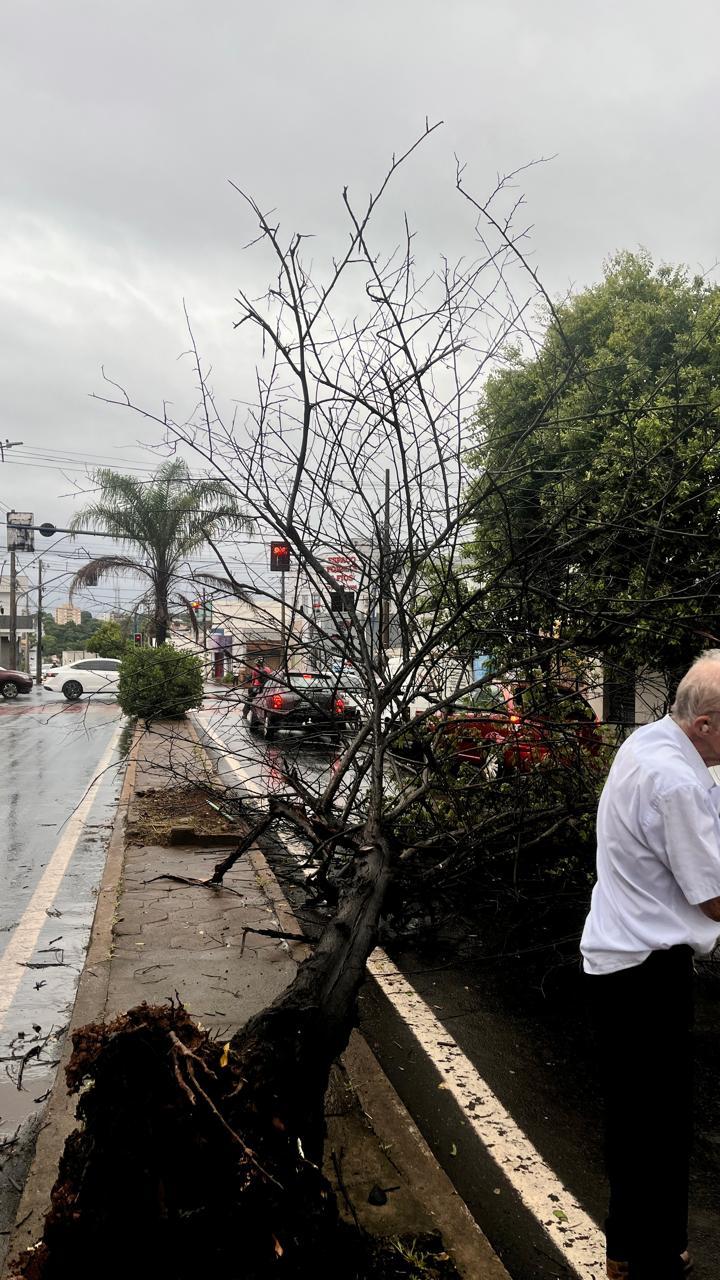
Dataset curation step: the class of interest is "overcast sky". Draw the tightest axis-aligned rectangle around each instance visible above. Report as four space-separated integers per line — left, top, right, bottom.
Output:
1 0 718 608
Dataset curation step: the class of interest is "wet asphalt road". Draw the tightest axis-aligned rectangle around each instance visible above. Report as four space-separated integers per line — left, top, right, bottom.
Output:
0 689 125 1144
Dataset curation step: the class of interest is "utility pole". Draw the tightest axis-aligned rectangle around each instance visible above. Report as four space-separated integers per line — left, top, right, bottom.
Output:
381 468 391 652
201 587 207 650
36 560 43 685
280 571 286 662
8 549 17 669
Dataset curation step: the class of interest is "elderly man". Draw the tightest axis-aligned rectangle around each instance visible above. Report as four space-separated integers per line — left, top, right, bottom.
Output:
582 652 720 1280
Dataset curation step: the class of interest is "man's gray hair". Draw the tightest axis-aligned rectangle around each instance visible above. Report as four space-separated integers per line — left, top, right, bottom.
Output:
671 650 720 723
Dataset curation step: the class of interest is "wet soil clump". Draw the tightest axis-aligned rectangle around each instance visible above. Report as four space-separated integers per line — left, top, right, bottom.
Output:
9 1003 459 1280
125 785 245 846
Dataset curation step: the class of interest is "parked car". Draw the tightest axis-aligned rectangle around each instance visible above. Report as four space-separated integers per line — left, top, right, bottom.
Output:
408 682 603 774
0 666 34 700
248 671 361 736
43 657 122 701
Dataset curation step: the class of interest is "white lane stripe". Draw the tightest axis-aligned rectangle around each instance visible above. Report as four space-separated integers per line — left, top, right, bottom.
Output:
368 952 605 1278
194 717 606 1278
0 724 123 1033
198 718 267 797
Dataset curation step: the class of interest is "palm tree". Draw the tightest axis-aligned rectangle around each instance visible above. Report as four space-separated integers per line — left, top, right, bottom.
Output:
69 459 251 644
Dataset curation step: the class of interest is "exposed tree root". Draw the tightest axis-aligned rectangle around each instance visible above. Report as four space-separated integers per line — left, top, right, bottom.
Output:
10 1001 459 1280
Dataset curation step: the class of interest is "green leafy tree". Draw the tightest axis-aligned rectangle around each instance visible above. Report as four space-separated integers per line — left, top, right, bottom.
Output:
118 645 203 721
87 621 126 659
465 251 720 690
68 459 250 644
41 612 101 656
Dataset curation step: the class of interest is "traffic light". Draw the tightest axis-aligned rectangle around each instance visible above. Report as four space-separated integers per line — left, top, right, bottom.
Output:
270 541 291 572
134 633 143 646
191 599 202 611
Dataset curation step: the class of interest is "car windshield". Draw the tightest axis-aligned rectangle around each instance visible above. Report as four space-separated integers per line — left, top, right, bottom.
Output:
282 673 334 688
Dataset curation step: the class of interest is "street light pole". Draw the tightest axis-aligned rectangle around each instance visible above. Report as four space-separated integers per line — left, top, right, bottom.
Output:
8 549 17 669
36 559 43 685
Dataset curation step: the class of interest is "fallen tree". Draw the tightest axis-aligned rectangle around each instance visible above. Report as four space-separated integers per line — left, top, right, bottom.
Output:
14 129 717 1277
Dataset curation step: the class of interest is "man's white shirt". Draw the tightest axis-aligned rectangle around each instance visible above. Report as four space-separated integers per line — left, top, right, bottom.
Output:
581 715 720 974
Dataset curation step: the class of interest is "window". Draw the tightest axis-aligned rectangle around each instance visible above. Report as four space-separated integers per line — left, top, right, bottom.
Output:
329 589 355 613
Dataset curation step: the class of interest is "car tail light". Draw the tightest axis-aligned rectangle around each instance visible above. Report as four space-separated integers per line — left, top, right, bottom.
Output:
334 697 345 715
270 694 284 710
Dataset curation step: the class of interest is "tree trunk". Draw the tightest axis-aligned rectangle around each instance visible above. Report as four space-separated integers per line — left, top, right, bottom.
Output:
229 820 394 1161
154 574 170 645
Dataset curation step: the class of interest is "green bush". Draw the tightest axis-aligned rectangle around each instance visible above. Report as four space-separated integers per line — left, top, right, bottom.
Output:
118 645 204 721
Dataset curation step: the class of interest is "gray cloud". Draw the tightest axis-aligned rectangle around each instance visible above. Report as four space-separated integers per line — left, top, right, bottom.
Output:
1 0 718 601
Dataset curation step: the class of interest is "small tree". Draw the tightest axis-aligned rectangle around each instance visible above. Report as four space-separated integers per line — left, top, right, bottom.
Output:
118 645 203 722
87 621 126 659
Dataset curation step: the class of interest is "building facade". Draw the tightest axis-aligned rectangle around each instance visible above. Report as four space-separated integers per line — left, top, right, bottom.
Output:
54 603 82 626
0 575 36 669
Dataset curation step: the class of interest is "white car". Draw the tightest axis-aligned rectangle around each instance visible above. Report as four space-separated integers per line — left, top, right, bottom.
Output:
43 658 122 701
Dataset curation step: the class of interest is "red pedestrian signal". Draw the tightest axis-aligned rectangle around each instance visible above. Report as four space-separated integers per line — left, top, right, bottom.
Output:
270 541 291 572
134 633 143 646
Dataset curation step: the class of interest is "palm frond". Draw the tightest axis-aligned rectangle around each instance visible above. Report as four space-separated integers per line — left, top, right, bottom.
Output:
69 556 150 601
191 572 253 602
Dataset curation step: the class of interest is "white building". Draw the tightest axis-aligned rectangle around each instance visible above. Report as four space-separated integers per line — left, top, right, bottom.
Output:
0 575 35 669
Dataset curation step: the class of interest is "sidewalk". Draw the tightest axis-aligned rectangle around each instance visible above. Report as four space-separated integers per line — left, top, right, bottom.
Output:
4 719 508 1279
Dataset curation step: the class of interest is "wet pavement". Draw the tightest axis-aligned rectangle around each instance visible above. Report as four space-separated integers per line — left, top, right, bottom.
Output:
0 691 125 1158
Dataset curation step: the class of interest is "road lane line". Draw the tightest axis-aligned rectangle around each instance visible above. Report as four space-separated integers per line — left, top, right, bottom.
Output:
198 717 268 797
196 716 606 1278
0 724 124 1033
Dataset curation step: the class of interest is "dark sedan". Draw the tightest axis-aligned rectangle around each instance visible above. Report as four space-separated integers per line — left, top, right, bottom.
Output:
248 671 360 737
0 666 34 699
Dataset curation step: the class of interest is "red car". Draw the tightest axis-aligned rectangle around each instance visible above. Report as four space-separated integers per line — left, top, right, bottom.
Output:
248 671 361 737
425 682 604 774
0 666 34 700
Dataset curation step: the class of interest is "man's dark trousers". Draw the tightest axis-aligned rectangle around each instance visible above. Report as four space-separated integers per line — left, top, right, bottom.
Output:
587 945 694 1280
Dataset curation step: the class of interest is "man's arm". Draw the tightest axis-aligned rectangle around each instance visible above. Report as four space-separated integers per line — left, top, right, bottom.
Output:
700 897 720 921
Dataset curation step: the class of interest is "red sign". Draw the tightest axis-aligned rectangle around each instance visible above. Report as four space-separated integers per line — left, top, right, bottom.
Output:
325 554 358 588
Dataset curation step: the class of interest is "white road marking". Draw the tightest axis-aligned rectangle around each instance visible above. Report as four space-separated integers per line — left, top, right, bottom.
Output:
368 952 605 1278
0 724 124 1033
194 715 606 1278
198 718 267 797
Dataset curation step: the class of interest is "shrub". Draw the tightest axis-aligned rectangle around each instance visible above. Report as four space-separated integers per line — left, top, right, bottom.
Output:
118 645 204 721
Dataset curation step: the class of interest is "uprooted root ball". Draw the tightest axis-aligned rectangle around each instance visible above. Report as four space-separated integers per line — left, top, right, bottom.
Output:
11 1002 345 1280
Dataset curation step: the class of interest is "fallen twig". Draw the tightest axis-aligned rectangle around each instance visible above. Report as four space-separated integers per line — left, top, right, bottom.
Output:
239 925 307 955
209 815 275 884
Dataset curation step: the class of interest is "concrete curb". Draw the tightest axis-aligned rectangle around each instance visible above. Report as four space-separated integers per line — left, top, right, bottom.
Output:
187 715 511 1279
1 728 140 1274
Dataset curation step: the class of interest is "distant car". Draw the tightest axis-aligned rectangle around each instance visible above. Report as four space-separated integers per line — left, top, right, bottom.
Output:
248 671 361 737
43 657 122 701
0 666 34 700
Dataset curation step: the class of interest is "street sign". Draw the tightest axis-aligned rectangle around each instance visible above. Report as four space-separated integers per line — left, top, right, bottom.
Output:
325 553 358 589
270 541 291 572
38 522 56 538
7 512 34 552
